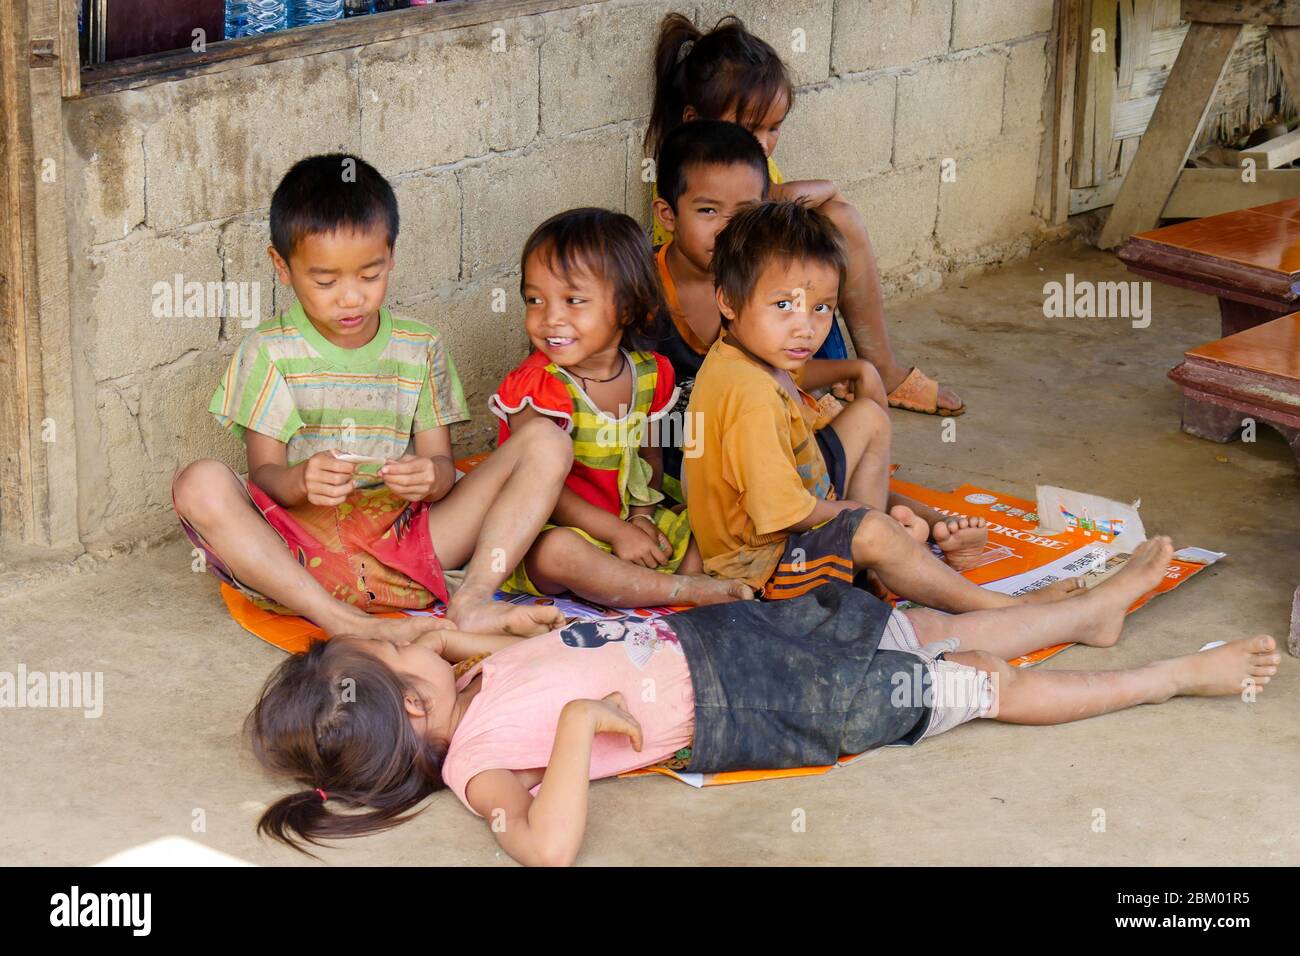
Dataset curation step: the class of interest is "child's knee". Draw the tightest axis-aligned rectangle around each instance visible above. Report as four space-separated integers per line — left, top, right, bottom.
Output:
839 391 891 439
851 508 900 560
171 459 241 521
513 417 574 468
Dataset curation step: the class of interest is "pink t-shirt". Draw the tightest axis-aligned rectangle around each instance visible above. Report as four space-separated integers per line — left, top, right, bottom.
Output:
441 616 695 814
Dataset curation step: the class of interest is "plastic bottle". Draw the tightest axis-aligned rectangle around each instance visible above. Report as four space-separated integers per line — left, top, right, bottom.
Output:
224 0 249 39
245 0 288 34
290 0 344 26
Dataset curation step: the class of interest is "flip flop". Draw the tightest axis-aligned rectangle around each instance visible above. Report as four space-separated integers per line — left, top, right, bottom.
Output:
887 367 965 416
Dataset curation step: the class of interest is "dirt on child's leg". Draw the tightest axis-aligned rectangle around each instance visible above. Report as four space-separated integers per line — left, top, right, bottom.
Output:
171 459 448 645
524 528 750 608
427 418 575 635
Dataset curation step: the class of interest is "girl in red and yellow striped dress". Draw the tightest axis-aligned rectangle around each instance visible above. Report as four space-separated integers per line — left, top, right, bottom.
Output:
490 208 751 609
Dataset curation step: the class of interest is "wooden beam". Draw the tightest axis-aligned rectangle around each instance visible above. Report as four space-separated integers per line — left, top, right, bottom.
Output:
1053 0 1086 223
1182 0 1300 26
56 0 78 96
1240 127 1300 167
1098 21 1239 248
1162 167 1300 216
0 0 35 544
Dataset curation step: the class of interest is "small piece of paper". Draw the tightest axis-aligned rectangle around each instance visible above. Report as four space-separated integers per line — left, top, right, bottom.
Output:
330 450 387 465
1172 547 1227 565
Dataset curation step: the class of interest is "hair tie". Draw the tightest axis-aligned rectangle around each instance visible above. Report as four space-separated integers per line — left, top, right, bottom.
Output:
676 39 695 65
315 788 328 803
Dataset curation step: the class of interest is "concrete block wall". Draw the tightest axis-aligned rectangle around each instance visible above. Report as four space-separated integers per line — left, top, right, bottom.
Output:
58 0 1057 549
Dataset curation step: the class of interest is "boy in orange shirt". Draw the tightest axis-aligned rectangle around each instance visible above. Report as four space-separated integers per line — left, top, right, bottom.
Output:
684 200 1080 608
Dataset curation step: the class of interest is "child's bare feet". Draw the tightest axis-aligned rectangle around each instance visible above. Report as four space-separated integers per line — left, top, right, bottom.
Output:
932 515 989 571
889 505 929 544
1074 536 1174 647
1157 635 1280 701
1017 576 1087 604
447 594 566 637
673 574 754 607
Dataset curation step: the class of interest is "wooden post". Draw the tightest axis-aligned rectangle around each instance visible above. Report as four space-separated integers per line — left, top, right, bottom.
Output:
1097 20 1239 248
0 0 81 550
1053 0 1086 224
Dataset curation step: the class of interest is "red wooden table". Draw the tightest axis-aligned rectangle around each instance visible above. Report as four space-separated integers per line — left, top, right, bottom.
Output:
1119 199 1300 337
1167 311 1300 467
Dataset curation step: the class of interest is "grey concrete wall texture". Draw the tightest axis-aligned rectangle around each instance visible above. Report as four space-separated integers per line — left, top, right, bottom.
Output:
58 0 1056 551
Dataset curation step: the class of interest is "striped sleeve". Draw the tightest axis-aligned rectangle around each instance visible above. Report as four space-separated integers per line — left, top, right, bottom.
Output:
208 333 303 443
413 332 471 430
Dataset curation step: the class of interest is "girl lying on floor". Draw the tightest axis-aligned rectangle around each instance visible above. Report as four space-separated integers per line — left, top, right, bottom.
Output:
246 537 1279 866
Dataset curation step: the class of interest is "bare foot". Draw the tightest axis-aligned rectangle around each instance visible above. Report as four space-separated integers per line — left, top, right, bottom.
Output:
889 505 929 544
1073 536 1175 647
1159 635 1280 701
932 515 989 571
676 574 754 607
447 596 565 637
345 614 458 645
1018 576 1088 604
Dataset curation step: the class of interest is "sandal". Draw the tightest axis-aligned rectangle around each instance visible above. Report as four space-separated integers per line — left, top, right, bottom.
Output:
886 367 965 416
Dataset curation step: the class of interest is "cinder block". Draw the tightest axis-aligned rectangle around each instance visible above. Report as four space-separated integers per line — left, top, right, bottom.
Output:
842 163 939 273
935 132 1043 253
95 350 244 525
87 227 224 383
831 0 952 74
458 133 627 280
389 173 461 303
952 0 1054 50
540 1 677 134
396 273 536 454
1003 38 1049 134
217 219 279 343
143 53 357 232
360 24 539 173
775 74 895 183
698 0 834 85
63 98 147 245
895 52 1004 165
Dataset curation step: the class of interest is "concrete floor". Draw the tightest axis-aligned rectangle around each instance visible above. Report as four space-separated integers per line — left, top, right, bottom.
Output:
2 242 1296 866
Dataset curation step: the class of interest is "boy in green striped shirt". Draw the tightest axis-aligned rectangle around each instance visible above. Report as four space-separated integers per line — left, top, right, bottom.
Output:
173 154 573 640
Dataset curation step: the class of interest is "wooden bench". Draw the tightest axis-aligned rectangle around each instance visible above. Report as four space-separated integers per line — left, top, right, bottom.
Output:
1167 311 1300 467
1119 199 1300 338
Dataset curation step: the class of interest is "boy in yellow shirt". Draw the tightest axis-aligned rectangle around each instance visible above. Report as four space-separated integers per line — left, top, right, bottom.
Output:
684 200 1080 608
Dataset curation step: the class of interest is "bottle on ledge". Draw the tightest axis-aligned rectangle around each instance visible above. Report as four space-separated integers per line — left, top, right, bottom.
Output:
290 0 344 26
245 0 288 34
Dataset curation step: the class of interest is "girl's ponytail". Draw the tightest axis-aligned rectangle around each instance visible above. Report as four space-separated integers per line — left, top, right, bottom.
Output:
646 12 703 160
645 13 795 160
246 641 447 855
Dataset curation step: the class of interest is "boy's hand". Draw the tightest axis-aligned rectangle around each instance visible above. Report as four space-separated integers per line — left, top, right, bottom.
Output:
579 693 643 751
830 360 888 408
613 518 670 568
380 454 439 502
302 452 357 507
